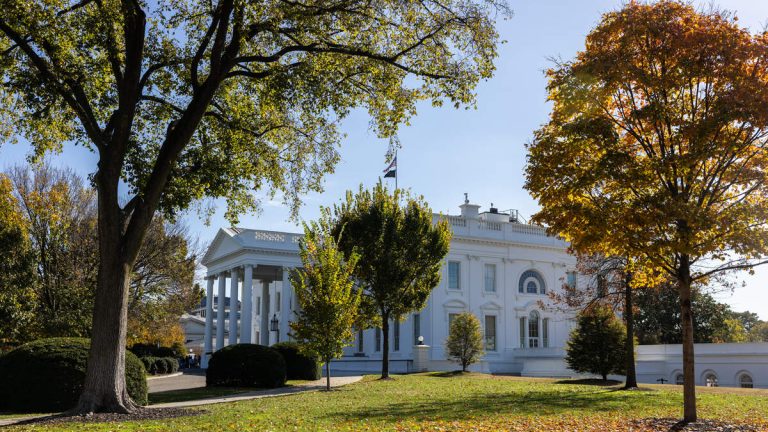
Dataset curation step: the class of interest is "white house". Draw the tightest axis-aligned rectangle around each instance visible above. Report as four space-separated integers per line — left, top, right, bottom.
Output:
194 195 768 388
197 196 577 375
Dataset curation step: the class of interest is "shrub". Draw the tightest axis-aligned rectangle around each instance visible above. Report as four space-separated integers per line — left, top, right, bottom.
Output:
272 342 322 380
565 305 628 381
130 343 182 359
206 344 286 388
0 338 147 412
445 312 485 372
139 356 178 375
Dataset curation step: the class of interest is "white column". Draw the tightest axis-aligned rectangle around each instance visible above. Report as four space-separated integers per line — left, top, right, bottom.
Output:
229 268 239 345
261 280 270 345
216 272 226 351
241 265 253 343
280 267 292 342
202 276 215 368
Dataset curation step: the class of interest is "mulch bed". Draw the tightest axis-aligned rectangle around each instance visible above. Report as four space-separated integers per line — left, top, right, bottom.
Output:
10 407 203 426
631 418 766 431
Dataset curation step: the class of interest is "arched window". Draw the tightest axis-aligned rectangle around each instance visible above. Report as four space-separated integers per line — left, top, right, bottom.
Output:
519 270 546 294
739 373 754 389
705 373 718 387
528 310 540 348
675 374 684 385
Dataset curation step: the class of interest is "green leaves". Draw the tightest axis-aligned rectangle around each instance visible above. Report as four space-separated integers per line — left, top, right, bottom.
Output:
445 312 484 371
566 305 628 380
290 216 361 364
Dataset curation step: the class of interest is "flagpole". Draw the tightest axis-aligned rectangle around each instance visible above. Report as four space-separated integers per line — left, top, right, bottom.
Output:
395 149 398 190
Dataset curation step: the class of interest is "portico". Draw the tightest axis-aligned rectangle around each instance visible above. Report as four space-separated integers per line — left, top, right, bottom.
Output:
200 228 301 368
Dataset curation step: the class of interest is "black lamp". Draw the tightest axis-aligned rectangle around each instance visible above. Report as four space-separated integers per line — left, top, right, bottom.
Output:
270 314 279 332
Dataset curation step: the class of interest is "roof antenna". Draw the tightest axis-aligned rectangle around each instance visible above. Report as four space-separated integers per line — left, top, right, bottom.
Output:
464 192 469 204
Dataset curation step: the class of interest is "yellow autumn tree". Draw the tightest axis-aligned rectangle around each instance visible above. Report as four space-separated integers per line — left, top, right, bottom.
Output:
525 1 768 423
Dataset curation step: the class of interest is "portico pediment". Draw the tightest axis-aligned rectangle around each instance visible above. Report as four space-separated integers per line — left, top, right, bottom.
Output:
201 228 244 266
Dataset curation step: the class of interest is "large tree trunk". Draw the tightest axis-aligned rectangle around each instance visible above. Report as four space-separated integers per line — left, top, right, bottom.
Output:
74 200 137 413
623 272 638 389
678 255 697 423
381 312 390 379
325 360 331 391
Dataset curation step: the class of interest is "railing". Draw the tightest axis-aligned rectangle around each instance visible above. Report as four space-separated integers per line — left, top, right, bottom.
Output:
445 215 466 227
479 220 502 231
251 230 302 244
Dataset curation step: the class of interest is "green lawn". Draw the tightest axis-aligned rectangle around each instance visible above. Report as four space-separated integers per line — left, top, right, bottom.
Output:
9 373 768 431
147 380 313 404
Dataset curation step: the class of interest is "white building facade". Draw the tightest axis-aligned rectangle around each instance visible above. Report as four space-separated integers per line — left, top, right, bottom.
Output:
198 197 577 375
195 196 768 388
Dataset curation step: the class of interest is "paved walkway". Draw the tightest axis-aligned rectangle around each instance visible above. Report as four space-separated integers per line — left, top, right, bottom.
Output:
151 375 362 408
0 374 363 426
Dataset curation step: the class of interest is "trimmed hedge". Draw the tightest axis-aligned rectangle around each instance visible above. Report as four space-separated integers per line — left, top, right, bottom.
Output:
0 338 147 412
129 343 185 359
272 342 322 380
206 344 286 389
139 356 178 375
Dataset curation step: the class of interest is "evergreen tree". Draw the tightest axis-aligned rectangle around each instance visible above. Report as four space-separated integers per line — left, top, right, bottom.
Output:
290 217 361 391
445 312 484 372
565 306 628 382
331 182 451 379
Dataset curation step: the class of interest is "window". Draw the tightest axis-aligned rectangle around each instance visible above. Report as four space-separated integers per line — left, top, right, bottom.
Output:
255 331 260 343
375 328 381 352
357 329 364 353
542 318 549 348
519 270 546 294
527 281 538 294
705 373 718 387
519 317 526 348
484 264 496 292
448 261 461 290
528 311 540 348
675 374 684 385
740 374 754 389
393 320 400 351
276 292 281 312
449 313 460 328
413 313 421 345
485 315 497 351
566 271 577 288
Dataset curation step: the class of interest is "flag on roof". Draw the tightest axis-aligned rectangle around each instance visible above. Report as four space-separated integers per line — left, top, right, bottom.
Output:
383 156 397 178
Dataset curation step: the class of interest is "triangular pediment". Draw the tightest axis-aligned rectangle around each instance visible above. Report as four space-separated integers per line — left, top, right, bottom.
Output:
201 228 244 265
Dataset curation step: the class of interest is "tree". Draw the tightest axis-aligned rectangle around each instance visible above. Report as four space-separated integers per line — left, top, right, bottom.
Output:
445 312 484 372
525 2 768 421
749 321 768 342
634 283 733 345
549 254 639 389
8 164 98 337
290 217 360 391
565 305 628 382
0 0 504 413
0 174 36 345
6 164 201 344
331 182 451 378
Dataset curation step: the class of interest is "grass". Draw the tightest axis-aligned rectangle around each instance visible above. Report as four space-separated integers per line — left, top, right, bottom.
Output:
147 380 313 404
8 373 768 431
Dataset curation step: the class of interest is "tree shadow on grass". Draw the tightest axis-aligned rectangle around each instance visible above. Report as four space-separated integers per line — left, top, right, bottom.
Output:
554 378 623 386
319 376 656 423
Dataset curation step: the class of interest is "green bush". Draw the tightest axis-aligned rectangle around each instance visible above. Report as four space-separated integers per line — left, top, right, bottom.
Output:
272 342 321 380
206 344 286 388
0 338 147 412
139 356 178 375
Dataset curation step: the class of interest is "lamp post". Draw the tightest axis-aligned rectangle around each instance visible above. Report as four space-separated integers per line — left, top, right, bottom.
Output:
417 336 424 345
270 314 279 343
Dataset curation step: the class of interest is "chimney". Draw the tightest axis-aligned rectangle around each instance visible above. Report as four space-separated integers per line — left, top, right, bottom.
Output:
459 193 480 219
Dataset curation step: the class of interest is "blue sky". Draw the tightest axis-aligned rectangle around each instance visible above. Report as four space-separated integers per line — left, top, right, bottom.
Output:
2 0 768 318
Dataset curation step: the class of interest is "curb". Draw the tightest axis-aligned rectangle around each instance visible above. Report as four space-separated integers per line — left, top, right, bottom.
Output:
146 372 184 381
